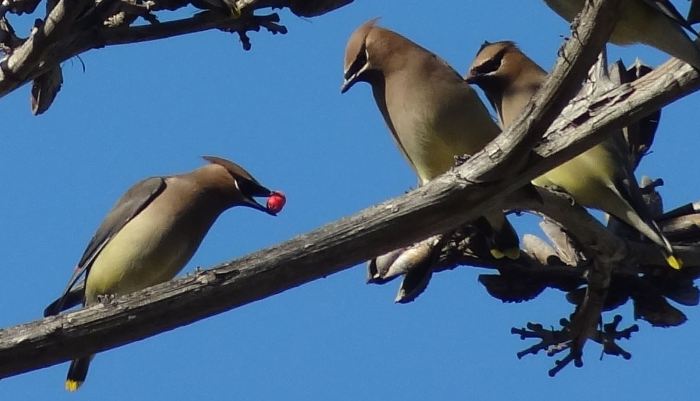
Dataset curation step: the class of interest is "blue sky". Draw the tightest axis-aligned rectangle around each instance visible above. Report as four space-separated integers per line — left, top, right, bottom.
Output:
3 1 700 400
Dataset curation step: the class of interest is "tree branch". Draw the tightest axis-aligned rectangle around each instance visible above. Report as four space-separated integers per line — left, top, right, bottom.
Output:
0 0 352 112
99 11 286 46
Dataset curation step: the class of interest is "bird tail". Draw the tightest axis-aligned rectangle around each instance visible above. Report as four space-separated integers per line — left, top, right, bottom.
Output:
610 172 681 269
44 286 84 317
649 220 682 270
483 212 520 260
65 356 92 392
620 209 681 270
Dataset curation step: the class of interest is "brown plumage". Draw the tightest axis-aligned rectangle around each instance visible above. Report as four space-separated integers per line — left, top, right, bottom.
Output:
342 19 520 260
45 156 284 391
466 41 680 269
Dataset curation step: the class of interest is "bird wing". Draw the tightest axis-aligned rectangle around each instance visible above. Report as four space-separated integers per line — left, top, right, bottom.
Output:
602 135 656 222
642 0 699 35
371 79 422 179
44 177 166 316
613 173 655 223
610 172 675 255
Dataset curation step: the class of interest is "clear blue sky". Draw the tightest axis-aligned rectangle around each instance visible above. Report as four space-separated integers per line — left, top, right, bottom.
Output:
3 1 700 400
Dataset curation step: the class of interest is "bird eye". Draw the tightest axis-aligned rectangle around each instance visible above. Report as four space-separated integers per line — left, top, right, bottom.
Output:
474 50 505 76
345 45 369 80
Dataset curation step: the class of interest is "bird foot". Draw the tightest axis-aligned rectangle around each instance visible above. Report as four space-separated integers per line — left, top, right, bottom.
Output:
96 294 117 306
512 314 637 376
453 153 472 167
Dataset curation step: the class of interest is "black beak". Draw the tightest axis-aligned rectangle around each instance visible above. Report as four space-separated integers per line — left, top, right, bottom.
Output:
341 75 357 94
239 181 277 215
242 192 278 216
464 70 479 84
341 62 368 94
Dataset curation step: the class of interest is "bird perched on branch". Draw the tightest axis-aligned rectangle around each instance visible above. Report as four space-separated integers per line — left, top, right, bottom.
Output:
541 0 700 69
341 19 520 261
44 156 285 391
465 40 681 269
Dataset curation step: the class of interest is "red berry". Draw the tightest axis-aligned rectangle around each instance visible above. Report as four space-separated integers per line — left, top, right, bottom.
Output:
267 191 286 214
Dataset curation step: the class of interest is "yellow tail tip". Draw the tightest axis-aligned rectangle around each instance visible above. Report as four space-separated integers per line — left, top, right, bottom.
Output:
667 255 683 270
65 379 82 392
490 247 520 260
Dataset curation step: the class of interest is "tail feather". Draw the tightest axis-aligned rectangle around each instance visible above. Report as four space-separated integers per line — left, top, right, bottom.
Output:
620 208 681 269
610 173 680 269
484 212 520 260
44 285 84 317
649 220 682 270
65 356 92 392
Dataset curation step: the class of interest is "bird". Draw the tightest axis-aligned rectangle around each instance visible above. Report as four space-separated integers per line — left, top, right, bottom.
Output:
44 156 286 391
341 19 520 260
541 0 700 69
465 40 681 269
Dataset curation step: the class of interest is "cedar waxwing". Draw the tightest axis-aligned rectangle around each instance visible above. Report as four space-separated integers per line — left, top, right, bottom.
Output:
44 156 286 391
341 19 520 260
465 41 681 269
542 0 700 69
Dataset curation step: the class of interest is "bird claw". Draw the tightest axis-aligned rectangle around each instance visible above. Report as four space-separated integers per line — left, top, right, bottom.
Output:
512 314 636 376
453 153 471 167
96 294 116 306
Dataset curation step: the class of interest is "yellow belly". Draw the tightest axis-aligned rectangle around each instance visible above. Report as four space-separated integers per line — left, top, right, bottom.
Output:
532 142 618 210
85 207 201 304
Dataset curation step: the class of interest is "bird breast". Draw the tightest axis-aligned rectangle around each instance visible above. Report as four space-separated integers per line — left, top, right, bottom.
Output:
384 73 496 182
84 196 216 303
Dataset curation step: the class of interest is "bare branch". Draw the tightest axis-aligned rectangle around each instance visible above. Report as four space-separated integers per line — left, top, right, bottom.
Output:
0 0 352 110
